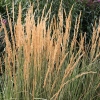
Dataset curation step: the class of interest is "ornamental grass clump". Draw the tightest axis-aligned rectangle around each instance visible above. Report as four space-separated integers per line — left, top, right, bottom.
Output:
0 1 100 100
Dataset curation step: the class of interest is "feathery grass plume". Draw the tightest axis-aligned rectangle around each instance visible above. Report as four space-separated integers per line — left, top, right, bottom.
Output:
2 20 13 77
70 11 81 54
43 4 74 89
15 3 24 49
6 5 16 71
90 20 100 61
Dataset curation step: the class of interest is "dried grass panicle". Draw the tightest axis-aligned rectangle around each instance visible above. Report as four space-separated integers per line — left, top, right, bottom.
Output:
2 22 14 77
43 8 67 88
90 21 100 61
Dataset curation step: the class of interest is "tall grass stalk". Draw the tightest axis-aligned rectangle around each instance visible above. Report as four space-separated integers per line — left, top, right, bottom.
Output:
0 2 100 100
